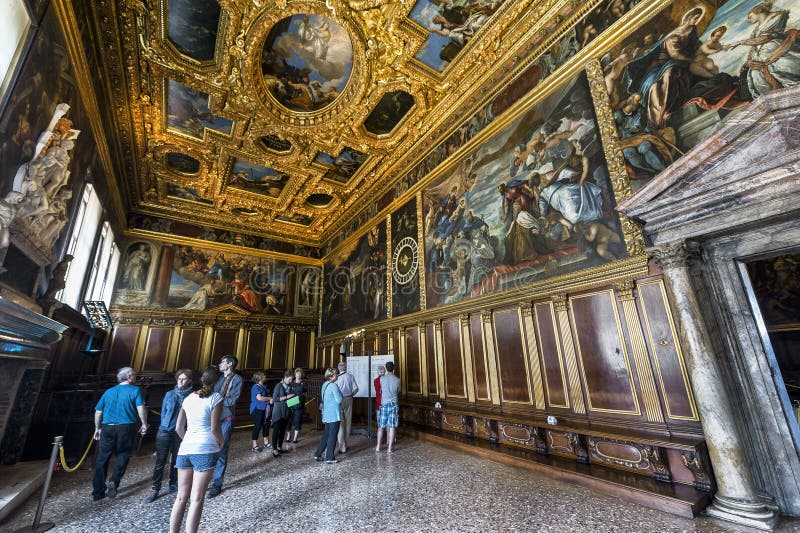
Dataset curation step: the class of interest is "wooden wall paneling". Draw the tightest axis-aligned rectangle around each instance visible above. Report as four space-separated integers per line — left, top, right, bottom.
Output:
271 330 290 370
481 311 501 405
176 328 204 371
637 280 699 422
405 326 422 394
534 301 570 409
442 318 466 398
469 315 489 401
425 323 437 396
393 329 400 358
568 291 641 417
459 315 476 403
211 329 239 364
244 330 268 370
294 331 311 369
287 330 296 368
142 326 172 372
166 325 181 371
264 329 275 368
433 321 445 396
106 325 140 371
132 324 150 371
615 282 665 423
378 330 388 354
552 296 586 415
200 325 214 369
492 307 531 405
520 303 546 410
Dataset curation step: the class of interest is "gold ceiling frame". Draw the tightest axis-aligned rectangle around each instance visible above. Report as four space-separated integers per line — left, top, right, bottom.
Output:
219 146 307 211
151 144 208 179
125 228 323 267
155 0 233 72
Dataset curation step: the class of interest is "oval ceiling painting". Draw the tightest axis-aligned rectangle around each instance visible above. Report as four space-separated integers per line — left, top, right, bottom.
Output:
261 14 353 113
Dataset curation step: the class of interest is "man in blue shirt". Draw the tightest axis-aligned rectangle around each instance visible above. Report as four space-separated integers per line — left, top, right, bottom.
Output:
145 369 193 503
208 355 243 497
92 367 148 501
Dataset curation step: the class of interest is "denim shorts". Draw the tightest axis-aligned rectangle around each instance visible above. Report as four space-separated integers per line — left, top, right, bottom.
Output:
176 452 218 471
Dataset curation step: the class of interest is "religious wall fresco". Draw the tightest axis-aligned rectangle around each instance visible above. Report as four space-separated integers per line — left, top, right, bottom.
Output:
167 0 221 62
423 73 625 308
228 158 290 198
323 221 387 334
295 265 321 317
127 213 323 258
363 91 415 135
166 79 233 139
261 14 353 113
605 0 800 191
167 183 214 204
391 197 421 317
114 241 159 306
315 147 368 183
409 0 508 72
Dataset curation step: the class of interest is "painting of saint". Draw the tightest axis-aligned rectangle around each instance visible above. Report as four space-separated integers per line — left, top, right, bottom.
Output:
121 243 152 291
322 222 387 334
315 147 368 183
166 79 233 139
261 14 353 112
228 159 290 198
167 183 213 204
296 266 321 316
606 0 800 189
423 73 625 308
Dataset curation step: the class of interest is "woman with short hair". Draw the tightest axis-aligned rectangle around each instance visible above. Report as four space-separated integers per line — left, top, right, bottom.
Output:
270 369 296 457
170 366 224 533
250 371 272 452
314 368 343 464
288 367 308 443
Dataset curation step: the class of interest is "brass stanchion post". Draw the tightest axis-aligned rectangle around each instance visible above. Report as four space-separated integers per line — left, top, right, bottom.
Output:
15 436 62 532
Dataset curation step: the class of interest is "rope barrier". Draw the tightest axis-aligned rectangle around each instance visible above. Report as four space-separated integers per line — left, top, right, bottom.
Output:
58 436 94 473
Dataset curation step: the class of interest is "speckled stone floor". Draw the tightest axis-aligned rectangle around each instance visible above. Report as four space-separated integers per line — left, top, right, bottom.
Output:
3 430 799 532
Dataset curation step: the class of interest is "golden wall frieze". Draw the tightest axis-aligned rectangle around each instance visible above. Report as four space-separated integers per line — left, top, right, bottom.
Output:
110 304 318 326
317 256 649 342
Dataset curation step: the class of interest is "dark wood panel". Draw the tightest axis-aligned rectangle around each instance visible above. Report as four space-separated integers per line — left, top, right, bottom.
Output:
176 328 203 371
244 330 267 370
143 327 172 372
294 331 311 369
426 323 437 395
211 330 238 364
493 308 530 404
271 330 289 370
406 327 421 394
570 292 639 415
638 281 697 421
107 326 139 371
534 303 568 408
378 331 388 353
443 319 465 397
470 315 488 400
365 333 375 355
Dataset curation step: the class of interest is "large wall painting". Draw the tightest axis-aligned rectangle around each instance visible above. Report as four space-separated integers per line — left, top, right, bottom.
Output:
114 242 159 306
423 73 625 308
606 0 800 191
391 198 421 317
166 79 233 139
295 265 321 317
167 0 221 62
228 158 290 198
409 0 508 72
261 14 353 112
323 221 387 334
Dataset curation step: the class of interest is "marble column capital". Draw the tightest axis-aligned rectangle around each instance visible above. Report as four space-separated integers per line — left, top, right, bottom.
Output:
648 241 703 270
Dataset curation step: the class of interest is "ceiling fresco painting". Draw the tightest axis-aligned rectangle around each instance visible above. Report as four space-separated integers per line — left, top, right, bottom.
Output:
166 79 233 139
315 147 368 183
363 90 415 135
276 213 314 226
165 152 201 174
423 72 625 308
409 0 507 72
228 158 291 198
604 0 800 192
260 134 292 153
167 0 221 62
261 14 354 113
167 183 214 205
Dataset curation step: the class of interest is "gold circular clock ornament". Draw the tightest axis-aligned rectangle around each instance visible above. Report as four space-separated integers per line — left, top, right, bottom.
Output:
393 236 419 285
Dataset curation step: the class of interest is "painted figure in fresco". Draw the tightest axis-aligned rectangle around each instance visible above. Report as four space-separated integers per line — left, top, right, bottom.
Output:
690 26 728 78
430 0 501 63
123 244 151 291
299 268 319 307
575 221 622 261
503 200 549 265
624 7 704 129
725 1 800 98
613 94 669 179
295 15 332 61
230 272 262 313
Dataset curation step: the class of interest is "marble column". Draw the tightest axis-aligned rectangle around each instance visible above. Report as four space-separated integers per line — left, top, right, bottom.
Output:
650 241 776 530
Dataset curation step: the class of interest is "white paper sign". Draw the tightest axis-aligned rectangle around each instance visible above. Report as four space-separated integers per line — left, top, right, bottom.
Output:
346 355 395 398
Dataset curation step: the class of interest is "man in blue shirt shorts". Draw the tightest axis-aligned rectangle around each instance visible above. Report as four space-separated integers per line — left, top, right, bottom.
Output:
92 367 148 501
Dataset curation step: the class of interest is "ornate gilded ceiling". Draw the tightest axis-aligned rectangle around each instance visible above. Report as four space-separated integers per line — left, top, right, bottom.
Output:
82 0 607 249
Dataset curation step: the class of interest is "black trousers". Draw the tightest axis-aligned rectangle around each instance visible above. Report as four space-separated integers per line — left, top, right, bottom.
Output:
93 423 137 498
151 429 181 491
314 421 341 461
271 417 288 450
251 409 271 441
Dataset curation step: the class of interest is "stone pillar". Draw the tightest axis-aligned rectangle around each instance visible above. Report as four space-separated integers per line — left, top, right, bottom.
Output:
650 241 776 530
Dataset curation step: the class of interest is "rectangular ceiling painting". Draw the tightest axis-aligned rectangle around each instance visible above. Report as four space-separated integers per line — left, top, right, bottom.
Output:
166 79 233 139
229 158 290 198
423 72 626 309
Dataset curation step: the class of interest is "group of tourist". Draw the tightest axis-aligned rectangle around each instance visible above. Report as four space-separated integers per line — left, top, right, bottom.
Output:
90 357 400 533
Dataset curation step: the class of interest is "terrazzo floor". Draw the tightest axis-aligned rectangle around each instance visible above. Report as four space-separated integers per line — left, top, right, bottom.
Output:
3 430 799 532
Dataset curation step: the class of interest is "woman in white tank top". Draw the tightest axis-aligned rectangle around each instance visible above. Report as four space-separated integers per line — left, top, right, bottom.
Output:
170 367 224 533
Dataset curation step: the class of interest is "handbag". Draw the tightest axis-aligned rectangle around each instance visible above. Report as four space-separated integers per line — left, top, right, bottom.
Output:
319 383 329 412
287 395 300 408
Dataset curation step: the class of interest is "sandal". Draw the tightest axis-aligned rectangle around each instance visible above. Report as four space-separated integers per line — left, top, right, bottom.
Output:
252 446 263 453
272 451 280 458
